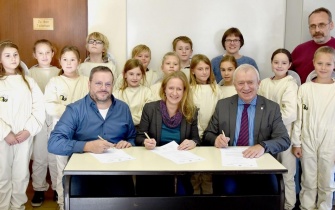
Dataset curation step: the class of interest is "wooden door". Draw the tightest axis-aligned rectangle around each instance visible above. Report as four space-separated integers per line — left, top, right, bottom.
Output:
0 0 88 68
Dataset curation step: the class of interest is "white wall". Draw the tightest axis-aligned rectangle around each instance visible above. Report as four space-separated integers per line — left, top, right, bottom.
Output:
88 1 335 79
127 0 286 79
88 0 127 73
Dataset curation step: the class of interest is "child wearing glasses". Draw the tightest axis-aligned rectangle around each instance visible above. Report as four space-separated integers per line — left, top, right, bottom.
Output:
292 46 335 210
0 41 45 210
78 32 117 78
44 46 88 210
113 59 153 128
211 27 258 83
29 39 60 207
114 44 159 89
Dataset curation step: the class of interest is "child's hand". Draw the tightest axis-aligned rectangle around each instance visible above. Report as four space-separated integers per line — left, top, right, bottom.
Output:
4 132 18 146
292 147 302 158
15 130 31 143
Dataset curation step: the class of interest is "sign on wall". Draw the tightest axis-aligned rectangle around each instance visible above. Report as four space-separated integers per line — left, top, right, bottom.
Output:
33 18 54 30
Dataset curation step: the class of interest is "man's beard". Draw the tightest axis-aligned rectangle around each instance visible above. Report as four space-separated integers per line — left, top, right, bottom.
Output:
313 32 326 44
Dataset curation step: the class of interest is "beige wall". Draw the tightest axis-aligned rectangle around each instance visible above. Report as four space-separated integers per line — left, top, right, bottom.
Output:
88 0 126 74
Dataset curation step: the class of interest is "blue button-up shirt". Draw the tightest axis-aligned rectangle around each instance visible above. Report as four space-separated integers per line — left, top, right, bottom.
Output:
48 94 136 156
233 96 257 146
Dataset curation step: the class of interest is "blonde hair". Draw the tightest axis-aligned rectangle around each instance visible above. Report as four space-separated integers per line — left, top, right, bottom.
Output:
190 54 217 92
161 52 181 67
121 58 146 90
313 46 335 76
0 40 30 90
159 71 196 123
131 44 151 58
86 32 110 59
314 46 335 60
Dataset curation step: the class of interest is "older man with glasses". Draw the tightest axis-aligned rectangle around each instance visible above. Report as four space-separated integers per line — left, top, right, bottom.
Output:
291 7 335 84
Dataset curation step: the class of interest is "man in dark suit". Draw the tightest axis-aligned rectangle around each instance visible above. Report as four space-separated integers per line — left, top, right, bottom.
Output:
203 64 290 195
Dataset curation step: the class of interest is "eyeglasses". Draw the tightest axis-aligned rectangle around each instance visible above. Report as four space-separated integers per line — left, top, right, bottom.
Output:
225 39 240 44
88 39 104 45
94 82 112 88
309 22 330 30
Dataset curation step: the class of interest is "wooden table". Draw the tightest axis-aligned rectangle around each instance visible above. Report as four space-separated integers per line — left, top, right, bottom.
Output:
64 147 287 210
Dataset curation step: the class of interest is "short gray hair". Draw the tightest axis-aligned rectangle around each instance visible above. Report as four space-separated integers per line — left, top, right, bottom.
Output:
233 64 260 83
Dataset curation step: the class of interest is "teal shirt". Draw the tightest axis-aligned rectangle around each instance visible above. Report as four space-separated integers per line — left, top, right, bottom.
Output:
160 123 181 145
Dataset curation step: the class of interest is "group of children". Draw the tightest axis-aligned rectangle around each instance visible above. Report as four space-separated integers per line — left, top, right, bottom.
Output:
0 30 335 210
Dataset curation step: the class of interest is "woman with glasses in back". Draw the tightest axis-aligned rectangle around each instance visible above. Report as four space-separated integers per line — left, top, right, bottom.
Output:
211 27 259 83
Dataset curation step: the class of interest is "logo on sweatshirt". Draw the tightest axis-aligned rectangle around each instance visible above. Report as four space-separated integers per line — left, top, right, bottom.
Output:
0 95 8 102
302 104 308 110
60 95 67 101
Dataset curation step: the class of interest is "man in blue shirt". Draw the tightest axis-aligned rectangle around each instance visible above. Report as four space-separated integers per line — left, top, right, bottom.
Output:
48 66 136 202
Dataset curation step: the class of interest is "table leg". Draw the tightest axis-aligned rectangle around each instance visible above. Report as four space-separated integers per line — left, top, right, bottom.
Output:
64 175 71 210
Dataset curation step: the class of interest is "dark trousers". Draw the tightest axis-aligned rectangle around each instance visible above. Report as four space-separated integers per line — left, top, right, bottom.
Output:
136 175 193 196
70 175 135 197
212 174 279 195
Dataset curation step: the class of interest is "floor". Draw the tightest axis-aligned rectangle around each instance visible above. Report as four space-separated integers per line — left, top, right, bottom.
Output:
25 179 58 210
25 161 58 210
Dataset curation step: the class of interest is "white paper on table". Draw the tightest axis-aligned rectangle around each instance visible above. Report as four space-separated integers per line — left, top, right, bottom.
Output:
220 147 257 167
152 141 205 164
90 148 135 163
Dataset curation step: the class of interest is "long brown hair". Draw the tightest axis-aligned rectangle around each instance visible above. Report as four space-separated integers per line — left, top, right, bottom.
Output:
58 45 81 76
159 71 196 123
190 54 216 92
0 40 30 90
121 58 146 90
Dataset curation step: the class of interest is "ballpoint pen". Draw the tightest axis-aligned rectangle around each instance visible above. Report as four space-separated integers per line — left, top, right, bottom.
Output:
222 130 229 147
221 130 226 138
98 135 114 149
144 132 151 140
98 135 106 141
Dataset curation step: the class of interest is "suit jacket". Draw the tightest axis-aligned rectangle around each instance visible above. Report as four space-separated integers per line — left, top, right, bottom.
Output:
136 101 200 146
202 95 290 155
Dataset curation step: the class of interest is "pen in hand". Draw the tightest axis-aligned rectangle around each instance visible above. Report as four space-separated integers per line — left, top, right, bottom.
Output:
221 130 226 138
222 130 229 147
144 132 156 149
98 135 114 149
144 132 151 140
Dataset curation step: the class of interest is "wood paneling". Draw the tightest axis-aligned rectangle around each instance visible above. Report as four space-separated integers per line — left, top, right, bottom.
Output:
0 0 88 68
